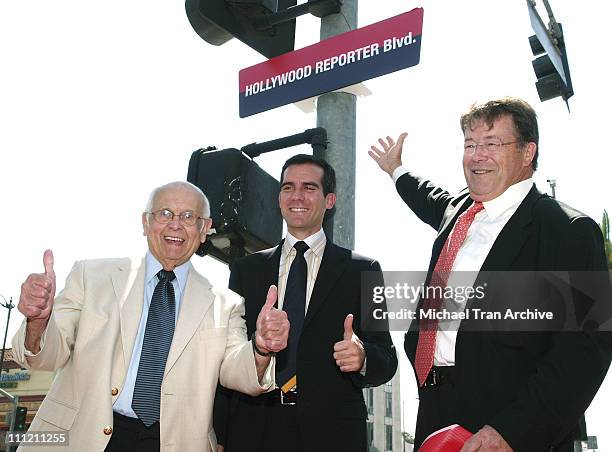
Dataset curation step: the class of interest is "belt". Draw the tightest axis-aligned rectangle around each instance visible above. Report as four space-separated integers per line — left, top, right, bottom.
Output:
265 388 298 406
423 366 455 388
112 412 160 438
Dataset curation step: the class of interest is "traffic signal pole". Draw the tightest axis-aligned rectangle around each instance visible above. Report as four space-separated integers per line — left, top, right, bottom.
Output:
316 0 357 249
186 0 358 248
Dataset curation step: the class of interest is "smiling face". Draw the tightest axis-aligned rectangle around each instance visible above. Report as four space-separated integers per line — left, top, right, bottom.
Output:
142 184 212 270
462 115 536 202
279 163 336 239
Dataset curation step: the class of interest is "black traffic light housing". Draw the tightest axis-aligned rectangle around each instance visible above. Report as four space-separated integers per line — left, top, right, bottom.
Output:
185 0 297 58
186 128 329 264
526 1 573 103
529 25 573 102
14 406 28 431
187 147 283 264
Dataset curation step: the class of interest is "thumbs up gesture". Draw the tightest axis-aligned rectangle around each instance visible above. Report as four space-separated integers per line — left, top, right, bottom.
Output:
333 314 365 372
19 249 56 322
255 285 289 355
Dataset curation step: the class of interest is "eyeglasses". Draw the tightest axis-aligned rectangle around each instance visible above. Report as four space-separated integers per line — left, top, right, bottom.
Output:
464 141 520 155
146 209 205 227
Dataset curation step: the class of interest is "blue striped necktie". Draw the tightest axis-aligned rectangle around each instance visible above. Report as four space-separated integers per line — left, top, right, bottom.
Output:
132 269 176 426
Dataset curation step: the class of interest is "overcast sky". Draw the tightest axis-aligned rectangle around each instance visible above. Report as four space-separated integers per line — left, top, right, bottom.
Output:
1 0 610 448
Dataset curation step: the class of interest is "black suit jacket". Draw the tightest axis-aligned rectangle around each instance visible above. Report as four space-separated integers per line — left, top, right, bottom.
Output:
214 240 398 451
397 172 612 451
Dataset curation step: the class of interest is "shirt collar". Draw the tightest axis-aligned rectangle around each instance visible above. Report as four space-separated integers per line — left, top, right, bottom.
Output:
283 229 327 258
145 251 191 292
482 178 533 221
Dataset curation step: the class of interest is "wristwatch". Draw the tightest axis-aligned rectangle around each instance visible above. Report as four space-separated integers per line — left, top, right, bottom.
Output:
251 331 275 357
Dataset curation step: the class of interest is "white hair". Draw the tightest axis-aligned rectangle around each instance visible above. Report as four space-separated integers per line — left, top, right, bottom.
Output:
145 181 210 218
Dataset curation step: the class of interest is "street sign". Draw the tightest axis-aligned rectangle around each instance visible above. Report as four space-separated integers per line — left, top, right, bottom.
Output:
238 7 424 117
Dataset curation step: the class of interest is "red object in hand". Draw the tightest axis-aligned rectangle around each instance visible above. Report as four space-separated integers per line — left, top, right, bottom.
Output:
419 424 473 452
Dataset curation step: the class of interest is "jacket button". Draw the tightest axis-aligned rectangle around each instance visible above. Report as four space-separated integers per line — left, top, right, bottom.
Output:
111 387 119 396
103 426 113 435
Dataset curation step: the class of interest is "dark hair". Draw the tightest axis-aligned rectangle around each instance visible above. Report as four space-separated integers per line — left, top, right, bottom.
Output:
280 154 336 195
460 97 539 170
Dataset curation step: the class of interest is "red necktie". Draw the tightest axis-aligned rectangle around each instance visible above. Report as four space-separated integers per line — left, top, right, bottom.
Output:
415 201 484 386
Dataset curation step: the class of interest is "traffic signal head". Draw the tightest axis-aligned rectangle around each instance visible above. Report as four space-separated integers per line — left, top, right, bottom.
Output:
187 148 283 264
527 1 573 103
14 406 28 431
186 0 296 58
529 30 573 102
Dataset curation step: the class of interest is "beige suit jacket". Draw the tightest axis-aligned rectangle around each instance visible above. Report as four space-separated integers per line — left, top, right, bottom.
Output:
11 257 273 451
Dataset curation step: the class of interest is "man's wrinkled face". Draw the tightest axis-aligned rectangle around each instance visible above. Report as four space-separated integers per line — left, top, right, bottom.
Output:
142 186 211 270
463 115 535 202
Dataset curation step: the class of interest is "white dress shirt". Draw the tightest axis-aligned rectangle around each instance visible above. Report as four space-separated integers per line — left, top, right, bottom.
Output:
277 229 367 375
393 167 533 365
113 251 190 417
277 229 327 312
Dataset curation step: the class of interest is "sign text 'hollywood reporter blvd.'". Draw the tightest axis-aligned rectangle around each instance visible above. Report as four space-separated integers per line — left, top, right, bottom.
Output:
244 33 417 97
238 7 424 116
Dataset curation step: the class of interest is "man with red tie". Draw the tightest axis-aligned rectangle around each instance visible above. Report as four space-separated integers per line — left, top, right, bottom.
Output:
369 98 611 451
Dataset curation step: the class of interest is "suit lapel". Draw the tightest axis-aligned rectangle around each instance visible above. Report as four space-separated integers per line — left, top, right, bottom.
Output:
250 244 282 316
303 242 349 329
164 267 213 377
430 185 542 276
112 258 146 370
480 185 542 272
264 244 282 309
467 185 543 309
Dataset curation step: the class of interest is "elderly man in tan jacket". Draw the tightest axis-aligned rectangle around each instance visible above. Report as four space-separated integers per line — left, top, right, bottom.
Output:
12 181 288 452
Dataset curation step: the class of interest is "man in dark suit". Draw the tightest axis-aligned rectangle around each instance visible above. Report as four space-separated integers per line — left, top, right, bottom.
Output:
214 154 398 452
369 98 611 451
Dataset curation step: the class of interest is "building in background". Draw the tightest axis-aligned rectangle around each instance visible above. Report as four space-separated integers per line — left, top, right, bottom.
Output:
0 350 54 434
366 370 408 452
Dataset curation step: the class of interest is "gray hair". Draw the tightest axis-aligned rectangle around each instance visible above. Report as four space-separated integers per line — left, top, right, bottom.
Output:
145 181 211 218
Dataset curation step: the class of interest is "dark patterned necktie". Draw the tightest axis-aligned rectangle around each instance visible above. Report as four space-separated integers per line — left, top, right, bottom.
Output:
276 241 309 392
132 269 176 426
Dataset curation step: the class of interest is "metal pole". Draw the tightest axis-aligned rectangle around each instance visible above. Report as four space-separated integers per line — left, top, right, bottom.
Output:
402 401 406 452
547 179 557 199
316 0 357 249
541 0 563 41
541 0 556 23
240 127 327 158
0 295 18 449
0 295 14 374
